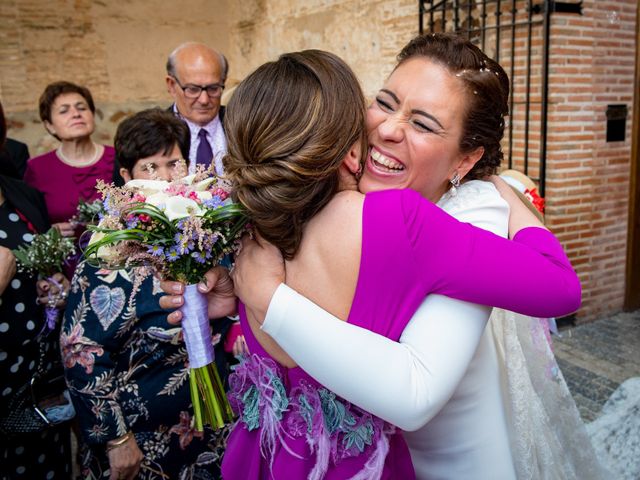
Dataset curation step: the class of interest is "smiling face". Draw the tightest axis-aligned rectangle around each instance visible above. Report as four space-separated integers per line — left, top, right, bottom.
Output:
45 92 95 141
359 57 482 202
120 144 187 182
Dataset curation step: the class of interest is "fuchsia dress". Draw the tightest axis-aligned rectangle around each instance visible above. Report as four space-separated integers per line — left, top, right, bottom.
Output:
24 147 115 226
222 189 580 480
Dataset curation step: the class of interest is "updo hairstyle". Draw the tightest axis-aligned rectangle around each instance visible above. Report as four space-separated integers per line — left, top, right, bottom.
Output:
223 50 367 259
397 33 510 180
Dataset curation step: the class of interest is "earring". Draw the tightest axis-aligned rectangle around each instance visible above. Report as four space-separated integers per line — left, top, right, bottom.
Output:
449 172 461 196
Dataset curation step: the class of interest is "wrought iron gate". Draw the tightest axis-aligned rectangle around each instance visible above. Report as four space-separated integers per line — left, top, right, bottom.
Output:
418 0 567 196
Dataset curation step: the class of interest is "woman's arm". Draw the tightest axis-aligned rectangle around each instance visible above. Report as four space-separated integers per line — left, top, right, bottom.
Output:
399 188 580 317
234 182 506 429
263 286 489 430
61 262 133 446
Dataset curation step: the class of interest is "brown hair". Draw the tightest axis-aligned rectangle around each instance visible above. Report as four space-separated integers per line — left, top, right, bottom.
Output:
38 81 96 125
397 33 510 180
223 50 367 259
114 108 190 173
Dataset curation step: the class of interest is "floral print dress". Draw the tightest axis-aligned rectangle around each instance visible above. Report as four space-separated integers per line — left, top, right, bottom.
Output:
61 261 229 479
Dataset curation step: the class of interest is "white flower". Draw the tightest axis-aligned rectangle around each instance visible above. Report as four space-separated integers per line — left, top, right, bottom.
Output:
163 196 205 221
194 178 215 191
87 231 118 263
145 192 171 209
124 179 169 196
179 174 197 185
194 191 212 202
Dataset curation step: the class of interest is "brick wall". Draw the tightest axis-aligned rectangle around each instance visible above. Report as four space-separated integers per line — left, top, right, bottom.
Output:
545 0 637 321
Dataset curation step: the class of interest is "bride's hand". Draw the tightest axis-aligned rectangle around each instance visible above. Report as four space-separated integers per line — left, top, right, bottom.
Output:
230 234 285 324
488 175 547 238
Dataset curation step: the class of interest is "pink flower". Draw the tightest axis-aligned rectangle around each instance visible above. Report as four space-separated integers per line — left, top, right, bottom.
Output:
138 214 151 223
165 184 187 196
132 193 147 203
60 323 104 374
211 188 229 200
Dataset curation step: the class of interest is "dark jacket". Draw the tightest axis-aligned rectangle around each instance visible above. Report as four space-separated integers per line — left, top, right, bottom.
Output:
0 138 30 180
0 174 49 233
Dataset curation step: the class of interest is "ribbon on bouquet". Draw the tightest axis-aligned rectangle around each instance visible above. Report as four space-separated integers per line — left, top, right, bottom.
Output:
181 284 215 368
179 283 233 431
41 276 64 335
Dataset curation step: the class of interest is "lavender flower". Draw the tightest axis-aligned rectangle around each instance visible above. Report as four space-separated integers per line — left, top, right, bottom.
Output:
191 251 207 264
165 247 181 262
203 196 224 209
126 216 139 229
148 245 165 257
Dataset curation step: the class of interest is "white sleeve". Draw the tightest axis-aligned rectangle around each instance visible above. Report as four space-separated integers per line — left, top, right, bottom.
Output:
261 181 509 431
263 285 489 431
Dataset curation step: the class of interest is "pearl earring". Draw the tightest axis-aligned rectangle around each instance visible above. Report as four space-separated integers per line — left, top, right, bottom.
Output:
449 172 461 196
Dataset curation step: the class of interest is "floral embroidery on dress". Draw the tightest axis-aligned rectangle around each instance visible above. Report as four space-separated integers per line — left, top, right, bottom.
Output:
228 354 395 479
90 285 126 330
60 319 104 374
169 411 204 449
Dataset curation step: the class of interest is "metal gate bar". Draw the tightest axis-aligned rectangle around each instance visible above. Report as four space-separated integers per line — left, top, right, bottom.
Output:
418 0 552 196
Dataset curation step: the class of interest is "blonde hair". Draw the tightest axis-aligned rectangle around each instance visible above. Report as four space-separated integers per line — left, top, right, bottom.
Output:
223 50 366 258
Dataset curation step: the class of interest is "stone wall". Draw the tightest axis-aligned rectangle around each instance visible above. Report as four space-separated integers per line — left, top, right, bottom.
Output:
1 0 417 154
226 0 416 98
0 0 232 154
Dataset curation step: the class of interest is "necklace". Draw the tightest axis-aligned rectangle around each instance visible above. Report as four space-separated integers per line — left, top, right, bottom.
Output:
57 142 100 167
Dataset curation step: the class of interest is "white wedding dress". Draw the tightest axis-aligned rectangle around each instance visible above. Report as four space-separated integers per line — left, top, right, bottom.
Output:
259 181 609 479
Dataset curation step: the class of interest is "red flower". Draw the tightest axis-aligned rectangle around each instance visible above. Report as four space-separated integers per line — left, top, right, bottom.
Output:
524 188 545 214
211 188 229 201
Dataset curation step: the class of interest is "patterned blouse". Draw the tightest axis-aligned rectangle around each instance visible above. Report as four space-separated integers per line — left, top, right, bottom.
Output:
61 261 228 479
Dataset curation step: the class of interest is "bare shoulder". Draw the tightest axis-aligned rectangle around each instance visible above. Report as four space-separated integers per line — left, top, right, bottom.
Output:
330 190 365 217
291 191 363 321
297 190 363 267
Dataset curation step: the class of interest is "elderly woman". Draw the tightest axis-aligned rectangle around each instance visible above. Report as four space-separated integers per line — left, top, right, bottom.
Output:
61 109 229 480
24 81 115 239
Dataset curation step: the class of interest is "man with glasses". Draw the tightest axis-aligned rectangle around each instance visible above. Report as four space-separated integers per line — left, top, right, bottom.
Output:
166 42 228 175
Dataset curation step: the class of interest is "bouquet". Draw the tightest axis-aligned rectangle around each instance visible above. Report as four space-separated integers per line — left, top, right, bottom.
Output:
70 198 105 228
13 227 76 333
84 173 248 431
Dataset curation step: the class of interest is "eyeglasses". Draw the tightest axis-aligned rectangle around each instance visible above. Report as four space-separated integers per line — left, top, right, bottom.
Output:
171 76 225 99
